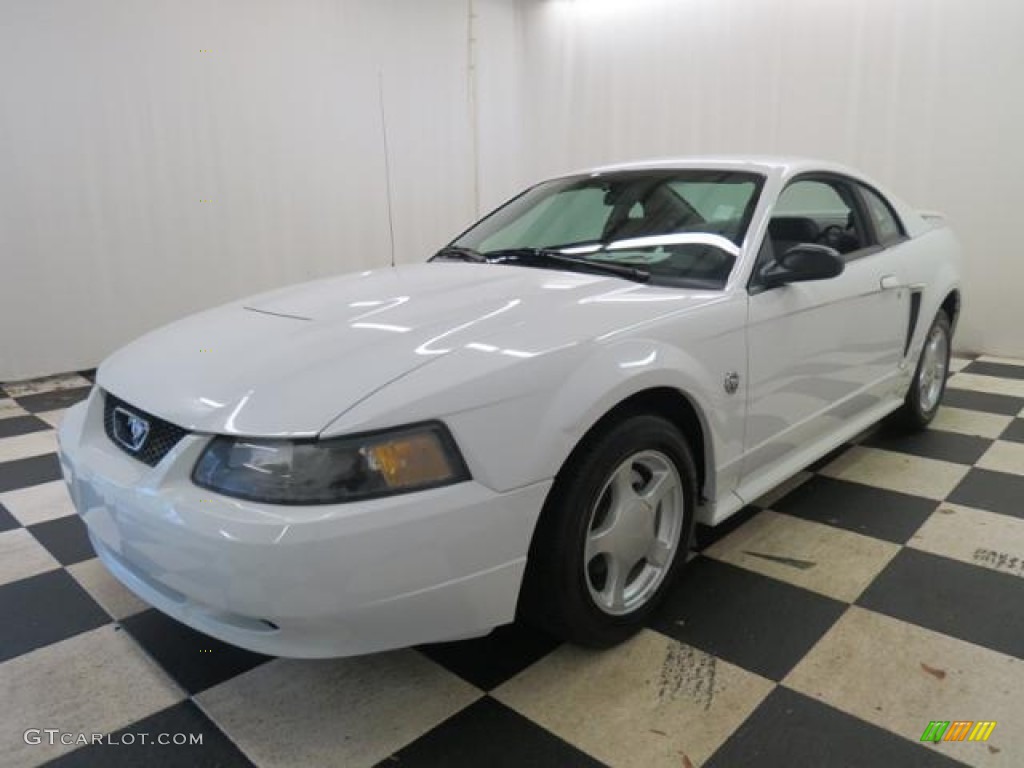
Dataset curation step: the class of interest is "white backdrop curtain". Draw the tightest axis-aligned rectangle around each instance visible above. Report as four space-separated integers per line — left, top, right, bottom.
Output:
0 0 517 380
3 0 1023 380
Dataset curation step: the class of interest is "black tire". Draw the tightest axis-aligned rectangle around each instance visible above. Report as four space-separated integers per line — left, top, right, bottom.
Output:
898 311 952 431
518 413 698 647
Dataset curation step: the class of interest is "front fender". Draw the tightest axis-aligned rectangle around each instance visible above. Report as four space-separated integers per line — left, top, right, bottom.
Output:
530 338 739 502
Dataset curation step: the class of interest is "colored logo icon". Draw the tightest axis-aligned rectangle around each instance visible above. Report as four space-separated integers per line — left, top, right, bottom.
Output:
920 721 996 742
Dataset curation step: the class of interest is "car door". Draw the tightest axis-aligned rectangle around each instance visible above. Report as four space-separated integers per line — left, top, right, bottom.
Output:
738 174 907 501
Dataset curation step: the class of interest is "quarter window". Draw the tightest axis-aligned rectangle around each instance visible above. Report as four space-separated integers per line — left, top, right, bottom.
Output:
860 186 905 245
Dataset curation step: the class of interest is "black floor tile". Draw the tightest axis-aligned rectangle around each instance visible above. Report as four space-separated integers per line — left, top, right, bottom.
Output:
947 468 1024 520
0 501 19 532
15 386 92 413
857 548 1024 658
705 686 966 768
0 570 109 662
863 426 989 465
376 697 607 768
0 414 52 439
42 700 256 768
962 361 1024 380
649 556 847 681
942 388 1023 416
29 514 95 566
0 453 63 493
119 609 272 695
78 369 98 383
419 622 562 691
999 418 1024 444
772 476 937 544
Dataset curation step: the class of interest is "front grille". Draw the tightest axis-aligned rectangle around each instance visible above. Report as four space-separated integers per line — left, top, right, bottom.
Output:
103 392 189 467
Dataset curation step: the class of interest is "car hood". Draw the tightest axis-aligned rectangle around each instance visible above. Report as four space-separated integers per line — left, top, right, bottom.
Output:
98 263 724 436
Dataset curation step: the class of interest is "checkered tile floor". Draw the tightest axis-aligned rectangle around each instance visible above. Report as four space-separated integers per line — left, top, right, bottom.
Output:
2 358 1023 768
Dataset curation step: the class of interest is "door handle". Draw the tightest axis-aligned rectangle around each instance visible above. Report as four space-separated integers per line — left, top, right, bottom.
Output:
880 274 902 290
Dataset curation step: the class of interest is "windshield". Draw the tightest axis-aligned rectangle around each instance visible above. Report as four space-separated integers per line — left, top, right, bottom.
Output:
448 170 763 288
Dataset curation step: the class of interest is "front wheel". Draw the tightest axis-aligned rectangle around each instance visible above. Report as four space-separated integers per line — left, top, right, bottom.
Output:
899 311 952 430
519 414 697 647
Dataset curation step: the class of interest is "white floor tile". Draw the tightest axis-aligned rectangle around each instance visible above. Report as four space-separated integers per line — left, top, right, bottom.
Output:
0 399 29 421
704 510 900 602
0 625 184 767
494 630 774 768
976 440 1024 477
67 558 149 620
948 372 1024 399
197 652 480 768
785 607 1023 768
820 446 969 500
0 431 59 463
0 529 60 586
908 503 1024 579
931 407 1012 440
0 481 75 527
33 410 66 429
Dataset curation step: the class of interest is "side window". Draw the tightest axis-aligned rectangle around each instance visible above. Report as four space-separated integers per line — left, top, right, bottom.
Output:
770 178 867 257
859 186 905 246
775 180 849 218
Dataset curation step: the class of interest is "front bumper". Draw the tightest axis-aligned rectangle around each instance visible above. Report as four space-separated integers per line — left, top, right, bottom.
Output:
57 390 551 657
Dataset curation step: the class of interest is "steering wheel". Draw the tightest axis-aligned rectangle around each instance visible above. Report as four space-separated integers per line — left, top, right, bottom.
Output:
815 224 846 249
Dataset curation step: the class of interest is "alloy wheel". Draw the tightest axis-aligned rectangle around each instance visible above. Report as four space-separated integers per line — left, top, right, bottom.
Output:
583 450 685 616
918 323 949 413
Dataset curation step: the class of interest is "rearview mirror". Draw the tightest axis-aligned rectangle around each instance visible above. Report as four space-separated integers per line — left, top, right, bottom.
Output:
760 244 844 288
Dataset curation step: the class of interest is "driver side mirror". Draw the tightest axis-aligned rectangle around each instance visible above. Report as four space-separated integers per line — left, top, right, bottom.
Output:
760 244 844 289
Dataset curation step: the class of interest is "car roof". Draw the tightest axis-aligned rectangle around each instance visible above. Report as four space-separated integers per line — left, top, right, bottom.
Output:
575 155 867 182
563 155 929 238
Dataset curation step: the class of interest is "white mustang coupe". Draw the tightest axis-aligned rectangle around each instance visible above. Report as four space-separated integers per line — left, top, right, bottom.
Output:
58 157 962 657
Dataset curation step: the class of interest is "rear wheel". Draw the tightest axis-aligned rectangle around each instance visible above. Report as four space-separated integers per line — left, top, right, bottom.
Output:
899 311 951 430
520 414 697 647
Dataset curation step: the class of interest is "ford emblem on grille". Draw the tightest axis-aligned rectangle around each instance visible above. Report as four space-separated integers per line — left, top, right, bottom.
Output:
112 406 150 452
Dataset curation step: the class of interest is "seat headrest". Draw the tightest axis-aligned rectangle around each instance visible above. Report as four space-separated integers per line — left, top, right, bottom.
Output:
769 217 819 243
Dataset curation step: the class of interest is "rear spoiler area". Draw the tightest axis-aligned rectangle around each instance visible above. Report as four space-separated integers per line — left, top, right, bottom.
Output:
917 210 947 230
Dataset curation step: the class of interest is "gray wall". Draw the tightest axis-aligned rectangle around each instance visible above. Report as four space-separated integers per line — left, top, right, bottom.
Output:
518 0 1024 357
1 0 523 380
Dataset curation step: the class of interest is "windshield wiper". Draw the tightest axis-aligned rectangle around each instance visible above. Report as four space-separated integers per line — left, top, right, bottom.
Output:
483 248 650 283
431 245 486 263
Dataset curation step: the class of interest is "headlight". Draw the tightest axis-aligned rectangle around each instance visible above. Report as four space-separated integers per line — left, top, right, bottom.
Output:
192 422 470 504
